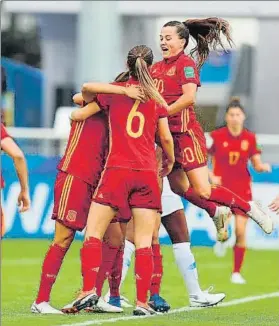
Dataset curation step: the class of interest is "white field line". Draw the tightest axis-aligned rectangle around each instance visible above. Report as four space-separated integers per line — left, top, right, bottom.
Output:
60 291 279 326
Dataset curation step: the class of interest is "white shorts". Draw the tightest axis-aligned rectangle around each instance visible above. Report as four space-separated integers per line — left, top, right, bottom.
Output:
161 177 184 217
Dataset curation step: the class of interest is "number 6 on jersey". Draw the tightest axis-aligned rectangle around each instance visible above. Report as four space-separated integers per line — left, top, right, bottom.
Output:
126 100 145 138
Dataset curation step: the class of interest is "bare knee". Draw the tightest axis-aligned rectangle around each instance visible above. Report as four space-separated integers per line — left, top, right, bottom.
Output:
235 233 246 247
193 184 212 199
53 229 75 249
152 231 160 245
104 231 124 247
235 228 246 247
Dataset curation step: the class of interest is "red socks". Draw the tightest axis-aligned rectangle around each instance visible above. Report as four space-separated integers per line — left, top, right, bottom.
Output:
150 244 163 296
135 247 153 304
109 245 124 297
184 187 217 217
81 237 102 292
209 185 250 213
184 185 251 216
233 246 246 273
36 244 68 304
95 242 119 297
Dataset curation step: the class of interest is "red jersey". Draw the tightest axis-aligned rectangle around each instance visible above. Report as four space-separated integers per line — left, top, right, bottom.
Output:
96 79 168 172
209 127 261 186
57 112 108 185
151 51 200 133
1 123 11 188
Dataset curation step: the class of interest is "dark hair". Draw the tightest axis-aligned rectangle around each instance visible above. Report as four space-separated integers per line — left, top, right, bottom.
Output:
163 18 233 69
115 45 167 106
1 66 7 93
226 97 245 113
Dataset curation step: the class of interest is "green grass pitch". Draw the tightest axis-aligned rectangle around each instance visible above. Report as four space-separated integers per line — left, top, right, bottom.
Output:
2 240 279 326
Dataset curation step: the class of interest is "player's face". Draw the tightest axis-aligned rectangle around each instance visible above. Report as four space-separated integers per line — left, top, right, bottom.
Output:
225 107 245 128
160 26 185 58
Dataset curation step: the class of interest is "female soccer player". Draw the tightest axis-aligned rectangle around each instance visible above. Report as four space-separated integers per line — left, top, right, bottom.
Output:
149 18 273 239
32 88 142 314
1 66 30 237
64 45 175 316
106 176 226 311
1 123 30 236
209 97 271 284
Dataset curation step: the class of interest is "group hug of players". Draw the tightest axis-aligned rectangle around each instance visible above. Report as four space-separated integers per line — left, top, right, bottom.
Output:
1 17 278 317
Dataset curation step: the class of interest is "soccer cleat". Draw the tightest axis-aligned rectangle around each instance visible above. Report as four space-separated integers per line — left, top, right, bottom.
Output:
247 201 273 234
104 291 133 308
213 241 227 258
133 305 157 316
62 293 99 314
212 206 232 242
231 272 246 284
189 286 226 307
149 294 170 313
120 295 133 308
85 297 123 313
31 301 63 314
108 296 121 308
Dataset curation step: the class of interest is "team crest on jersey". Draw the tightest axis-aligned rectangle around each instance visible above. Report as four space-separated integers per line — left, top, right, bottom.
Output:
223 141 228 148
241 140 249 151
67 210 77 222
166 66 176 76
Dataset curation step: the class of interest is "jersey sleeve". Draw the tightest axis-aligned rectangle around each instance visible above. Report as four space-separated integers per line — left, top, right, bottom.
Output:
95 94 112 111
249 133 262 157
157 104 169 119
177 57 201 87
1 123 10 140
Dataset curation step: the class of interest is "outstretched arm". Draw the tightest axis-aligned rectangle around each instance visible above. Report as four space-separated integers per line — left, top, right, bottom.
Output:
70 101 101 121
157 117 175 177
1 138 30 212
167 83 197 116
251 154 271 173
82 82 145 103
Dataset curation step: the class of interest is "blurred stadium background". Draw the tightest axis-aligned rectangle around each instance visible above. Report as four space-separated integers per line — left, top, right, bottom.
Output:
1 2 279 325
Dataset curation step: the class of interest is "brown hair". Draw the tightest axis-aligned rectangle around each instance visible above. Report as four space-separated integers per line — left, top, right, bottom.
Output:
115 45 167 107
163 18 233 69
226 96 245 113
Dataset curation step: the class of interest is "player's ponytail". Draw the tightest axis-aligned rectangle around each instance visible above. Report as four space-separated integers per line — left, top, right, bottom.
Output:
127 45 168 107
226 96 245 113
134 56 167 107
163 18 233 69
184 18 233 69
114 71 129 82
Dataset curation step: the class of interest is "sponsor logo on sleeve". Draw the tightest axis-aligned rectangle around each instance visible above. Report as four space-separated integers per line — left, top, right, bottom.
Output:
184 66 195 78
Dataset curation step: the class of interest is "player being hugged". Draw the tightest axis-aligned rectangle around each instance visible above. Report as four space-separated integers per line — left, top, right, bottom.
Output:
64 45 174 316
31 86 142 314
209 97 271 284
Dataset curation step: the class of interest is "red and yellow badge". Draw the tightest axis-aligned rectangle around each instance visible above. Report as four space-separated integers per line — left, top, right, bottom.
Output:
67 210 77 222
223 141 228 148
166 66 176 76
241 140 249 151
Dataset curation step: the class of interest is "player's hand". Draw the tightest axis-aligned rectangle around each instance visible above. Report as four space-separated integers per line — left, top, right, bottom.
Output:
160 159 174 177
124 86 146 102
211 175 222 186
268 195 279 214
18 190 31 213
260 163 272 173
